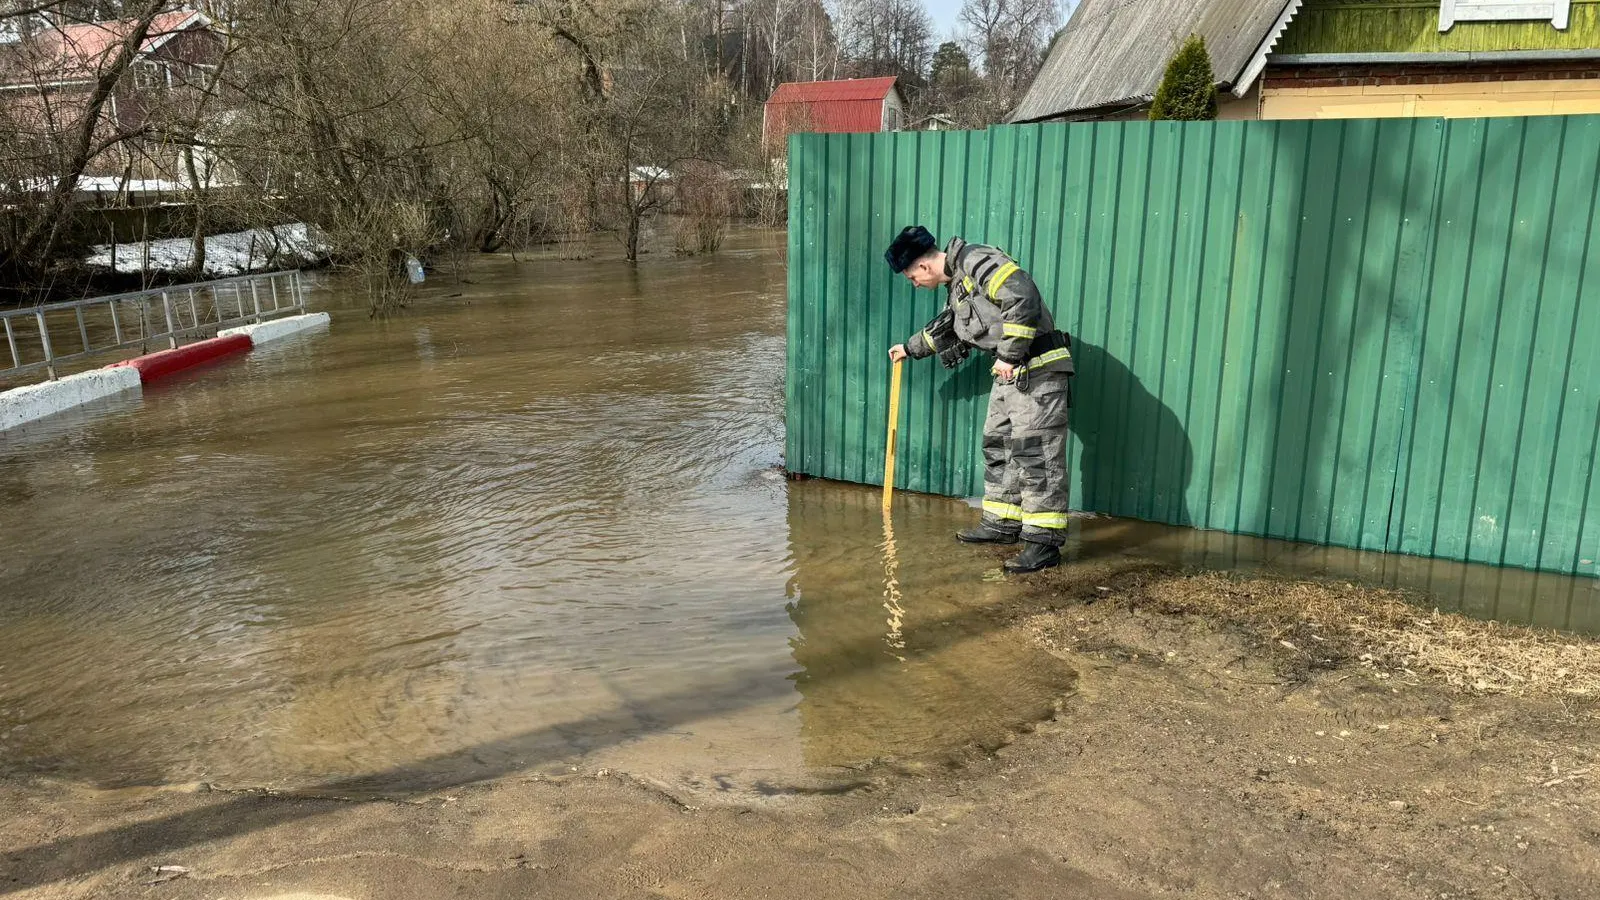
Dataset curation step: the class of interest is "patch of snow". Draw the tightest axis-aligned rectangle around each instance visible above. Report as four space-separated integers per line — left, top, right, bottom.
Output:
11 174 235 194
76 176 188 193
86 223 329 277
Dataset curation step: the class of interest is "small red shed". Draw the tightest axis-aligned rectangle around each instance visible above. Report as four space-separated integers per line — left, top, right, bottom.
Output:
762 76 907 155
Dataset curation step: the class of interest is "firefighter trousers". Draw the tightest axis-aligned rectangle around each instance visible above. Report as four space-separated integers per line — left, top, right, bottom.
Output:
978 370 1071 547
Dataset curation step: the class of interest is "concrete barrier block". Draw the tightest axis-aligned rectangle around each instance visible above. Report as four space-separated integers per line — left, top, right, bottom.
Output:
219 312 331 346
0 367 141 432
107 334 253 383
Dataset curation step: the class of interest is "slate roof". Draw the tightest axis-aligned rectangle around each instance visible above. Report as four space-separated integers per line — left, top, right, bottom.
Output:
1009 0 1301 121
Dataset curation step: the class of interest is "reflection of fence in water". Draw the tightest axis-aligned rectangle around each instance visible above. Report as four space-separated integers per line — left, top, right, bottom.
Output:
1073 516 1600 635
880 511 906 660
1 269 307 382
784 482 1078 767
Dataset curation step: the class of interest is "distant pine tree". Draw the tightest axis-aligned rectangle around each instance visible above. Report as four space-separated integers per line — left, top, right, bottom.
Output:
1149 35 1218 121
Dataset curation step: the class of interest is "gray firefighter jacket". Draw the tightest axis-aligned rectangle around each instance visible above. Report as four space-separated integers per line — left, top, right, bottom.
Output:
902 238 1073 377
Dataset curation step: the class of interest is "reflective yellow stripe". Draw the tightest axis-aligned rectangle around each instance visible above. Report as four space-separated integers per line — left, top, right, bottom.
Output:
922 329 933 348
1023 511 1069 529
963 276 975 293
987 262 1020 299
1002 323 1038 340
1019 346 1072 373
982 500 1023 521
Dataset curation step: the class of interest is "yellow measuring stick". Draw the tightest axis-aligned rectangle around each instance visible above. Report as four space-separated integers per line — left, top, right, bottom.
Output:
881 358 906 655
882 357 903 512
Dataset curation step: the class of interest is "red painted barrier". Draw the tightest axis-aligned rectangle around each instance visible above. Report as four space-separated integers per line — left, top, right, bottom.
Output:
108 334 253 383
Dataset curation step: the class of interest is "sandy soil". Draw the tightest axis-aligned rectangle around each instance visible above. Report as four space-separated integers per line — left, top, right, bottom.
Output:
4 560 1597 900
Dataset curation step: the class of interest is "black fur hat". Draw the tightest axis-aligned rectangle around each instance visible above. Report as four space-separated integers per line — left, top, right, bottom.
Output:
884 225 938 273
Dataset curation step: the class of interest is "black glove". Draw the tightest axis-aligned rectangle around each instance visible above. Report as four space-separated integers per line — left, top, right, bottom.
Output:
926 307 969 370
937 341 969 370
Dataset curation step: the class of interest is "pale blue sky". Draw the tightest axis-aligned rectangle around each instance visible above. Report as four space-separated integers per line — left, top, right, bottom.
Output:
922 0 968 41
917 0 1078 46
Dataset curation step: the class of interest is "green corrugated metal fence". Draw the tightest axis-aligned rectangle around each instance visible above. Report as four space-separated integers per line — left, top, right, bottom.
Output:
786 116 1600 577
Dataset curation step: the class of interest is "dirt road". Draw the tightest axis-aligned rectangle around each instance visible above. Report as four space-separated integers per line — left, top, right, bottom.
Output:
5 563 1596 900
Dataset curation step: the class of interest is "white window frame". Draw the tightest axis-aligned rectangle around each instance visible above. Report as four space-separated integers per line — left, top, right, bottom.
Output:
1440 0 1571 32
131 60 166 91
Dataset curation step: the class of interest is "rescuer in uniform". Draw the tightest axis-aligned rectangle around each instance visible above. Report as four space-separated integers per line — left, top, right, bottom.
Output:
885 225 1074 573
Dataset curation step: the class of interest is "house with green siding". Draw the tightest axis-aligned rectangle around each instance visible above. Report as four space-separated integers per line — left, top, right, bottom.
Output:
1012 0 1600 122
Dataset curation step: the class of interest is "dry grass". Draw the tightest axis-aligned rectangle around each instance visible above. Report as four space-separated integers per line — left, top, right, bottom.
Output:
1100 572 1600 697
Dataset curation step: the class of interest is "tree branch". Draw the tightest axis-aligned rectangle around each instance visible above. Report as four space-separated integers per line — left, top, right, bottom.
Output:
4 0 170 273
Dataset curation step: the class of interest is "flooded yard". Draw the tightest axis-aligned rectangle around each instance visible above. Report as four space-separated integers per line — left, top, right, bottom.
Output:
0 232 1080 793
1 230 1596 900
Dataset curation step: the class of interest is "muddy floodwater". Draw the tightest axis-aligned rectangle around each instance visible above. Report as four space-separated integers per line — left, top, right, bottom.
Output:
0 229 1595 797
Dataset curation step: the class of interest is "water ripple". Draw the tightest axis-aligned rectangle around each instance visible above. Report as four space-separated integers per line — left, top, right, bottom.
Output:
0 248 803 789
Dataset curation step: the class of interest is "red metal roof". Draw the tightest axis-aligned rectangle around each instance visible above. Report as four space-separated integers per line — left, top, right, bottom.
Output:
766 76 899 104
765 99 884 134
763 77 899 140
8 10 206 82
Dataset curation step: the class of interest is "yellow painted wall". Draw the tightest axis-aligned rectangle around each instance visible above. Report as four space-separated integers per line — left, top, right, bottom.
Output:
1219 83 1263 120
1261 80 1600 119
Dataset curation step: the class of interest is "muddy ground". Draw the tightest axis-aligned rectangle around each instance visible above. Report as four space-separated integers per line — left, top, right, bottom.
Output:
4 559 1597 900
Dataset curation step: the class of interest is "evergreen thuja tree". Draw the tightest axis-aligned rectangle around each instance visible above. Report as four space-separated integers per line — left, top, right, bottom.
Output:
1149 35 1218 121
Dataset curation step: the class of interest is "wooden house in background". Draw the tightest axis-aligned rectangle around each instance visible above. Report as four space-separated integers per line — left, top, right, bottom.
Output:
0 8 225 181
1012 0 1600 122
762 76 907 158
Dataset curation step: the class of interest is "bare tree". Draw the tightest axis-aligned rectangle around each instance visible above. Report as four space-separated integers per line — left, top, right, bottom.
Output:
148 17 241 277
835 0 932 85
957 0 1060 108
757 0 795 95
526 0 733 262
797 0 838 80
958 0 1004 70
1 0 784 304
0 0 174 289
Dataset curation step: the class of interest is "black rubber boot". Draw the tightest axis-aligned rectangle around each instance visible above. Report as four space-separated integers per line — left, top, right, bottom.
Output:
956 525 1020 544
1003 541 1061 573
